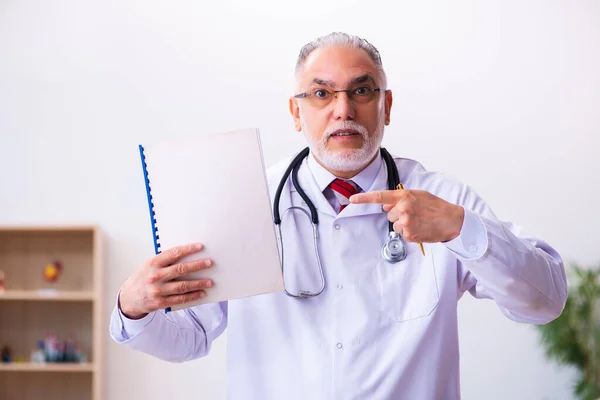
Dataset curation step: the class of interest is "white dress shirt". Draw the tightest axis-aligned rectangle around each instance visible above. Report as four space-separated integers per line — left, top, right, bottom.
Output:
110 151 567 400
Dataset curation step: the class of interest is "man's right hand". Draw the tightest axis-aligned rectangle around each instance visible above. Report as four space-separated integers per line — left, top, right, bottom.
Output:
118 243 214 320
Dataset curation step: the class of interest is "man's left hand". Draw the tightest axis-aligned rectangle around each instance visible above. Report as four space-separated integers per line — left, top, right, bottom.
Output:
349 189 464 243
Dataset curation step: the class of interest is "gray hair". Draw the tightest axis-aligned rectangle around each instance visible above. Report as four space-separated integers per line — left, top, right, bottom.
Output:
295 32 387 87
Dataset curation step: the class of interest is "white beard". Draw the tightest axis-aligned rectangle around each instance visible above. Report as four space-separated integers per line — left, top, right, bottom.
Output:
301 113 385 173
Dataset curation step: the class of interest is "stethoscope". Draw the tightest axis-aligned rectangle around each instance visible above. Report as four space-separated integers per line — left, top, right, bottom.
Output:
273 147 407 299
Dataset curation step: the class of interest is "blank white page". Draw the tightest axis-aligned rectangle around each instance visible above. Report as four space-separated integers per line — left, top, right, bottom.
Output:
141 128 283 311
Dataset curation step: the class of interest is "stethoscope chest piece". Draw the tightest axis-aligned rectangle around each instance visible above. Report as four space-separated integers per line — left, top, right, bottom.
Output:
381 231 407 263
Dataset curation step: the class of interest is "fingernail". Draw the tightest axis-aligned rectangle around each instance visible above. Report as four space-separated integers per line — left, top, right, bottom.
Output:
204 259 212 267
199 291 206 298
205 280 213 288
195 243 204 250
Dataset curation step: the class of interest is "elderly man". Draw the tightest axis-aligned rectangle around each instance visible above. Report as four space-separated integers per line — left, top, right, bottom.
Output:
110 32 567 399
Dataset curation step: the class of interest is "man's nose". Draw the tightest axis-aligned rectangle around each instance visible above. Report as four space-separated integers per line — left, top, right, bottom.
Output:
332 91 356 121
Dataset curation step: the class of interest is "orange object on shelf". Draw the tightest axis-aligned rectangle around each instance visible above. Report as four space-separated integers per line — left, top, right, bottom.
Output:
43 260 62 282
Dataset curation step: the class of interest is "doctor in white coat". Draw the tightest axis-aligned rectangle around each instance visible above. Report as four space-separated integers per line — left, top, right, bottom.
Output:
110 32 568 400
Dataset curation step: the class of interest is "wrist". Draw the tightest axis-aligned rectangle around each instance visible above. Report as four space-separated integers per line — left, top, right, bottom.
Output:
118 291 148 320
447 204 464 242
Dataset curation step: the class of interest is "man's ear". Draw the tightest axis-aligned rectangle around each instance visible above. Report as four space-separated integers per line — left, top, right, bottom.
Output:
289 97 302 132
384 90 393 125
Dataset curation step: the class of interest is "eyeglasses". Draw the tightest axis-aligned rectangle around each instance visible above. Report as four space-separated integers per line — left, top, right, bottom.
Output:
294 86 387 108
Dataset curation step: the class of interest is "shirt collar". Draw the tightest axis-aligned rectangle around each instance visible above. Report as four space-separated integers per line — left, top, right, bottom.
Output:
307 150 383 193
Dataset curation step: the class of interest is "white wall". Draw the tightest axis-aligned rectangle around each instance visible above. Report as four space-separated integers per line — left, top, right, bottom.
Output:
1 0 598 399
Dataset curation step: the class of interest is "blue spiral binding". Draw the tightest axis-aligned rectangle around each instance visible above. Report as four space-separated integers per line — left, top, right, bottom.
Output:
139 145 171 313
138 145 161 255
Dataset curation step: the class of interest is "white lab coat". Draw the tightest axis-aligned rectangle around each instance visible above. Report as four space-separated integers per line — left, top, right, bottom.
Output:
110 152 567 400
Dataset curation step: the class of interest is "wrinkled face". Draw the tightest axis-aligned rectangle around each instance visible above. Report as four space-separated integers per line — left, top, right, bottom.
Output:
290 46 393 175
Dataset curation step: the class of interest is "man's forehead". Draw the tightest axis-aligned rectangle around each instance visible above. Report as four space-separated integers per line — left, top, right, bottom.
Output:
299 47 380 86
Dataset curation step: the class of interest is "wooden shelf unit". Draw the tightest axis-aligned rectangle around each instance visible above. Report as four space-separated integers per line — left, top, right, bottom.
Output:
0 225 103 400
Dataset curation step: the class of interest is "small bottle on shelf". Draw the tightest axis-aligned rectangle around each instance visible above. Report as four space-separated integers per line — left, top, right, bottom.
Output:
44 333 60 363
74 343 87 364
31 340 46 363
1 345 11 363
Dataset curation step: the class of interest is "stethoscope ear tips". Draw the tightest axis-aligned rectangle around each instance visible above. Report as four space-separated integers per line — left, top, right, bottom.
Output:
381 232 407 263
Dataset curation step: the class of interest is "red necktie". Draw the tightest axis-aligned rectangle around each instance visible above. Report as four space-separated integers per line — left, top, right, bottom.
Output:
329 179 358 212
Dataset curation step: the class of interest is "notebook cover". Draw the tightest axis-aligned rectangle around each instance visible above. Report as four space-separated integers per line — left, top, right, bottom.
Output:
138 128 283 312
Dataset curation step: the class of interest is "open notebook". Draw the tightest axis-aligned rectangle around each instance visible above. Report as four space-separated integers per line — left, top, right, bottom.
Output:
138 128 284 312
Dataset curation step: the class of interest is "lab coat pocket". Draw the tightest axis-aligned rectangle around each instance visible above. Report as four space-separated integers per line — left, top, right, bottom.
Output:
376 245 440 322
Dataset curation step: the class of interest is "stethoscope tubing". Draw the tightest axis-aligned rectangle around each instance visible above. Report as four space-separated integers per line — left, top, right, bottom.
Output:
273 147 407 298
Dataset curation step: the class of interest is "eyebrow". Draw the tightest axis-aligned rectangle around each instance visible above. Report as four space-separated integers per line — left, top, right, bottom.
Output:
311 73 377 88
350 74 376 86
312 78 335 87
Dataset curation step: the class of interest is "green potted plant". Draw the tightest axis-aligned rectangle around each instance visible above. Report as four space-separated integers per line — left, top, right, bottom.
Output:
537 263 600 400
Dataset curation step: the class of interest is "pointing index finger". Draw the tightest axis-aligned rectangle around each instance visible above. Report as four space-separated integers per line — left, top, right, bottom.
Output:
349 190 405 205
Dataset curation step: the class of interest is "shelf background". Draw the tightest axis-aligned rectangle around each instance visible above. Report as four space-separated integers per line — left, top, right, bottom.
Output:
0 225 103 400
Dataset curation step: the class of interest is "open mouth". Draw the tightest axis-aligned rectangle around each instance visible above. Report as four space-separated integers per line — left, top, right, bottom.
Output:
330 130 360 137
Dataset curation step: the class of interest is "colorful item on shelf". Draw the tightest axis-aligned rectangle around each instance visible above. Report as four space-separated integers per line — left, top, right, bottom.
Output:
44 333 60 362
43 260 62 282
63 338 76 362
39 333 87 363
1 345 11 363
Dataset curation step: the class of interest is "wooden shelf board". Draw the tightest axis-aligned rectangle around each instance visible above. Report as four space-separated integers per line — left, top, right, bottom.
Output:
0 362 94 372
0 290 95 302
0 225 98 233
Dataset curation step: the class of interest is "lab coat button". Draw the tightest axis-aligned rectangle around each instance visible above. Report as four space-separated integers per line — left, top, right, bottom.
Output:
337 284 343 290
334 224 341 230
336 343 343 349
469 245 477 253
